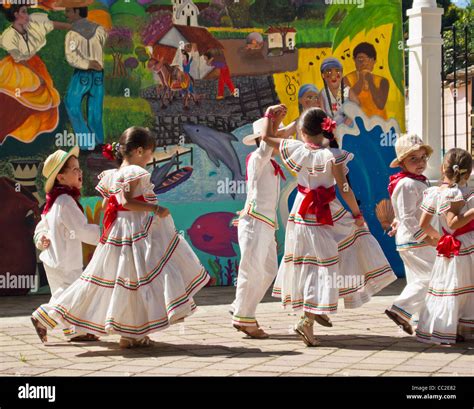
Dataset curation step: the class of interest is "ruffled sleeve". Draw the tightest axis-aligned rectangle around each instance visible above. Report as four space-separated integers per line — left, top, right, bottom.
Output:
420 187 439 215
438 186 465 214
279 139 305 173
305 148 353 176
95 169 114 199
0 28 22 62
28 13 54 38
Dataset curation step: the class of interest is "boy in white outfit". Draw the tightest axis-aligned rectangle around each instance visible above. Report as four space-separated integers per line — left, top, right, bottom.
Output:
385 134 439 334
31 146 101 343
231 107 288 338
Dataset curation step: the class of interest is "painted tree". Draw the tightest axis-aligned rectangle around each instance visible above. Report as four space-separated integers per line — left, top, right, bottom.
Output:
105 27 133 78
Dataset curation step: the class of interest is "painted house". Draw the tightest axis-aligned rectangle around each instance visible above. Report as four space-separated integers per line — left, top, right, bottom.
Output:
265 26 297 57
172 0 200 26
146 24 223 79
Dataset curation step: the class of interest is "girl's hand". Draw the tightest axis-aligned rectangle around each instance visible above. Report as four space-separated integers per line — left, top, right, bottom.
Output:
265 104 286 117
425 236 439 247
387 219 400 237
38 235 51 250
353 214 365 227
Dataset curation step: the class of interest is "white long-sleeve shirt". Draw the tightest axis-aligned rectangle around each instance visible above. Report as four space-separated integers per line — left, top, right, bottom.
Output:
391 177 430 250
34 195 100 271
65 21 107 70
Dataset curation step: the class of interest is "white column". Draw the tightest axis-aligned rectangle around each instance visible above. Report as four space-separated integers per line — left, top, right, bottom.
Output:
406 0 444 180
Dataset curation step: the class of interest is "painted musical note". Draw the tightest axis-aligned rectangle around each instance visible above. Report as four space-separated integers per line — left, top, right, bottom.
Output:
315 50 327 61
285 74 297 102
340 48 351 60
375 33 386 44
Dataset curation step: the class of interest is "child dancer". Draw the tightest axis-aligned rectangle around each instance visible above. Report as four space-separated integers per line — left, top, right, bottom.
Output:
385 134 438 335
416 148 474 345
231 109 288 339
263 107 396 347
48 127 209 348
31 147 101 343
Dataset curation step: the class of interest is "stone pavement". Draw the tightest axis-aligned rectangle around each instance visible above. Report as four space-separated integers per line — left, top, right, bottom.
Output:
0 280 472 377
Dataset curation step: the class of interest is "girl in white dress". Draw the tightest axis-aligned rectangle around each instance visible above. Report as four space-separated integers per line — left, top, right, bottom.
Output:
48 127 210 348
262 107 396 346
417 148 474 345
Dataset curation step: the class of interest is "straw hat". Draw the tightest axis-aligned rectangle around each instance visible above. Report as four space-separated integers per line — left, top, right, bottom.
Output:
43 146 80 193
390 134 433 168
53 0 93 8
243 118 283 146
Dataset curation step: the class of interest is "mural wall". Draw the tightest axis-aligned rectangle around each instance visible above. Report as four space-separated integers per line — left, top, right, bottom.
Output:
0 0 406 293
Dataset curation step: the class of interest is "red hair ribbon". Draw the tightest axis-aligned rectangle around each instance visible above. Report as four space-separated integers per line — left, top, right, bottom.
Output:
322 117 337 134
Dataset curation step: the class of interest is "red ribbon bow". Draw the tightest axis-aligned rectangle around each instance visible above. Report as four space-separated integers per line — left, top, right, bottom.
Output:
321 117 337 134
270 159 286 181
297 185 336 226
436 221 474 258
102 144 115 161
100 194 146 242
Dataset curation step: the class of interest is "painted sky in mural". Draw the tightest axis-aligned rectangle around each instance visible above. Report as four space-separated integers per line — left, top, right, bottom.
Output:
0 0 406 291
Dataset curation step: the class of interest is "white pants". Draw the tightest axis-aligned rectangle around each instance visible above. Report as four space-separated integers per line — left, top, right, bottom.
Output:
389 246 436 322
32 265 85 337
231 216 278 327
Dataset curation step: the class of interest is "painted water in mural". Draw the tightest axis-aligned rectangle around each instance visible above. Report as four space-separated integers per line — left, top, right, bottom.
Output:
0 0 406 292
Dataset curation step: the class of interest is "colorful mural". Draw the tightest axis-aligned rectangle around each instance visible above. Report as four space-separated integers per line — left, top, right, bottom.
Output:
0 0 406 293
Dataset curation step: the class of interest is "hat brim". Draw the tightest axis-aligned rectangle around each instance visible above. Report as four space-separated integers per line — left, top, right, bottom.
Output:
389 144 434 168
243 133 261 146
44 146 80 193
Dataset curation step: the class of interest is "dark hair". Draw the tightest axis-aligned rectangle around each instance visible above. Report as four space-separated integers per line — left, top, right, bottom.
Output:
73 7 88 18
116 127 156 165
1 5 27 22
203 51 213 60
443 148 473 184
299 108 339 149
353 42 377 60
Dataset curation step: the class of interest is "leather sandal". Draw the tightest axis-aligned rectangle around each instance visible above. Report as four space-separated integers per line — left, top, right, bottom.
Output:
294 317 320 347
119 336 153 349
69 333 100 342
385 309 413 335
233 324 269 339
31 317 47 343
314 314 333 328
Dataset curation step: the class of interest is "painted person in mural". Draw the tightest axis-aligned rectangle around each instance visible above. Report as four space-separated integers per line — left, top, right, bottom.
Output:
0 3 70 144
203 48 236 100
344 42 389 120
62 0 107 151
275 84 320 141
319 57 350 126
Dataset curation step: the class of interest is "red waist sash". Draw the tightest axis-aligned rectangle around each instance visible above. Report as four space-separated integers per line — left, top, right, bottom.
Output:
297 185 336 226
436 220 474 258
101 195 146 241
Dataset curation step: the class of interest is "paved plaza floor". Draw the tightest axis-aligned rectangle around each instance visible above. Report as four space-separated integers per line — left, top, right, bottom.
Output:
0 280 472 377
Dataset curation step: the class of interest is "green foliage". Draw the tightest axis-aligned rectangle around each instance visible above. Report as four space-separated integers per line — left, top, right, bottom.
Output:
102 96 154 143
228 0 252 28
325 0 405 94
105 74 142 97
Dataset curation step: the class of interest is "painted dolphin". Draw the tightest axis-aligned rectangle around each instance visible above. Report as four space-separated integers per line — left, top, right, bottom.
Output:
182 124 245 191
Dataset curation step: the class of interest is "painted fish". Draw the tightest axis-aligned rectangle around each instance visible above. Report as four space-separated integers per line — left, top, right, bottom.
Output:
187 212 239 257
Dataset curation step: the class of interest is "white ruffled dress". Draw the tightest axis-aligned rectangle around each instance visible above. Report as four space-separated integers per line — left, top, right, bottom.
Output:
272 140 397 313
49 165 209 339
416 185 474 344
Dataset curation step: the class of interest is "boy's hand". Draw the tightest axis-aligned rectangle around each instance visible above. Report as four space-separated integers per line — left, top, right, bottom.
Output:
37 235 51 250
265 104 287 117
274 105 288 123
354 217 365 227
